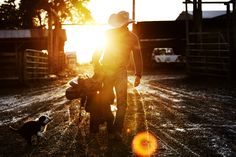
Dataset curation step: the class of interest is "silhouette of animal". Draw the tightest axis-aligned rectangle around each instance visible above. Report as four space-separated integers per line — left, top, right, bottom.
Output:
9 115 52 145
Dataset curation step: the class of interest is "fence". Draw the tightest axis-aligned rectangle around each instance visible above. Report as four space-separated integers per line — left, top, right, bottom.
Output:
186 32 231 78
0 49 49 84
23 49 48 81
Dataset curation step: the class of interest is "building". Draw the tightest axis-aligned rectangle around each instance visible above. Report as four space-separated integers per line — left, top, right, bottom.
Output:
0 28 67 83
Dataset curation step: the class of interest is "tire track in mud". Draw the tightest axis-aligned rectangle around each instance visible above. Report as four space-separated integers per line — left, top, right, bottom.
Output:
0 83 74 127
148 80 236 108
142 96 200 156
138 77 236 156
159 83 235 125
144 80 236 126
125 88 147 135
127 77 189 156
133 88 183 156
130 86 200 156
0 84 68 113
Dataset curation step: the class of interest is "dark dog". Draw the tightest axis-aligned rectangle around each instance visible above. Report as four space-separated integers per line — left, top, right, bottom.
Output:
86 88 114 133
9 115 52 145
65 74 115 133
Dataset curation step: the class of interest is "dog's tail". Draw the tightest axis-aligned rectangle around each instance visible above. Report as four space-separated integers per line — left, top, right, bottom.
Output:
9 126 18 132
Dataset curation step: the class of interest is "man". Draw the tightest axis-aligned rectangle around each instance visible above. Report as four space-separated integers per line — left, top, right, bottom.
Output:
97 11 143 138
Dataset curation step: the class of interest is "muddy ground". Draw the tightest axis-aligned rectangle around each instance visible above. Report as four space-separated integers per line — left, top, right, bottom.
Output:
0 65 236 157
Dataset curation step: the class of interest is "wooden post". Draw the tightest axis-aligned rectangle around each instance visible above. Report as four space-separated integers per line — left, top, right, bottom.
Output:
23 50 27 83
193 0 202 32
232 0 236 78
233 0 236 11
53 28 59 73
197 0 202 32
193 0 197 22
132 0 135 30
185 0 189 44
185 0 190 74
132 0 135 21
48 9 53 73
16 44 23 83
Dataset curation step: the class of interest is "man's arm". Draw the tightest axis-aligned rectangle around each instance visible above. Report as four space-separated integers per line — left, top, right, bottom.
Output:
132 34 143 87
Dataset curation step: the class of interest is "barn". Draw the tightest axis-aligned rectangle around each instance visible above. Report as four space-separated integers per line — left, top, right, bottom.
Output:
133 1 236 79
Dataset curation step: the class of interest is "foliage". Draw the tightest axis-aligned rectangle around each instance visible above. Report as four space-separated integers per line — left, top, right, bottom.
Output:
0 0 21 29
0 0 93 29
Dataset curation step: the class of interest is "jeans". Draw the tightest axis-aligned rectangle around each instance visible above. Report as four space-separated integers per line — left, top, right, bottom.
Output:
102 67 128 133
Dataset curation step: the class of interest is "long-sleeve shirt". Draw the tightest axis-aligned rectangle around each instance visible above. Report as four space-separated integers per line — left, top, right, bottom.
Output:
101 27 143 77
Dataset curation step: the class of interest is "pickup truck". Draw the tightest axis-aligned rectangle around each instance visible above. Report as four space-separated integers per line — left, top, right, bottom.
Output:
151 48 184 63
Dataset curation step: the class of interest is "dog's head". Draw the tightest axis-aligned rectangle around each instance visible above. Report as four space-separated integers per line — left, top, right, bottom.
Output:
38 116 52 125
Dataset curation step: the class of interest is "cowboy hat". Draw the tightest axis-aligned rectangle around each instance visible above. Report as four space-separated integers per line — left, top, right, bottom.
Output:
108 11 134 28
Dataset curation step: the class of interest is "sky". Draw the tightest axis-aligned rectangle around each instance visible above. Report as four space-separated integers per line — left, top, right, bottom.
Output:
0 0 230 23
88 0 184 23
65 0 231 63
87 0 229 24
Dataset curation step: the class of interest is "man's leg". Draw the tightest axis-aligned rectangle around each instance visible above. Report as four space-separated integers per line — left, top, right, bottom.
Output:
114 70 127 133
101 76 115 133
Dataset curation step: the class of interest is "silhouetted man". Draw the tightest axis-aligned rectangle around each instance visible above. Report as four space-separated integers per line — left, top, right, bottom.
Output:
100 11 143 139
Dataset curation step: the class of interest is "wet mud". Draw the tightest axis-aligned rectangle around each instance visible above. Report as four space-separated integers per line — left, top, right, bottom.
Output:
0 65 235 156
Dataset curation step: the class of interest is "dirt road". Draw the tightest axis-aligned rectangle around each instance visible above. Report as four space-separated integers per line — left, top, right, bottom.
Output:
0 66 235 157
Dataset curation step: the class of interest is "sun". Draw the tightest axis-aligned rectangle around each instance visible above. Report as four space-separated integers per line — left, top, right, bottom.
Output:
64 25 109 64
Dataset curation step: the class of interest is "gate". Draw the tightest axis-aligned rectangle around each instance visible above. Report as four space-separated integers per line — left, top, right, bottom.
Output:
23 49 48 81
0 49 49 84
186 32 231 78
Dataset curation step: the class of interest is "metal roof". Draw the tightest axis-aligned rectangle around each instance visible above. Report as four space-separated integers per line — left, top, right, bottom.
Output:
176 10 227 20
0 29 48 39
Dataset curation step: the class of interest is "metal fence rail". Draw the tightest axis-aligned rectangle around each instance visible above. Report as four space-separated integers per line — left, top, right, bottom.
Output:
24 49 48 80
186 32 231 78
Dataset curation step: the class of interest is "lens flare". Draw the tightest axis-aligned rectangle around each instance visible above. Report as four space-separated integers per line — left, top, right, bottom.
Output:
132 131 158 157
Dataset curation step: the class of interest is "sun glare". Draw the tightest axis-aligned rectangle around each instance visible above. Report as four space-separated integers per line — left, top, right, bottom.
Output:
64 0 224 64
64 25 109 64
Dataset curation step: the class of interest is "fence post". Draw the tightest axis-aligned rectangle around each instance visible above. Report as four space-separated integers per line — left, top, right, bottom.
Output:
23 50 27 83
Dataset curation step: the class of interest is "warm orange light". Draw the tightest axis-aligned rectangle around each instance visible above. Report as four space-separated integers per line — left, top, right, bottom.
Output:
64 25 109 64
132 131 158 157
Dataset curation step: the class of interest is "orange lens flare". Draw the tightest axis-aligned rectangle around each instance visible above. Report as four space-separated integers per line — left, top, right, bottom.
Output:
132 131 158 157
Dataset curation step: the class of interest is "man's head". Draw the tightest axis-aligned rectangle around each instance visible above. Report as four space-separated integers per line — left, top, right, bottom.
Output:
108 11 134 28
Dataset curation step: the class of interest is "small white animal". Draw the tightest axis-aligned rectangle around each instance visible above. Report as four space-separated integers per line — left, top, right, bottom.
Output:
9 115 52 145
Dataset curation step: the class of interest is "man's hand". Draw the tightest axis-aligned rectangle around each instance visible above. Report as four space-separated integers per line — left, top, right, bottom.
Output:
134 76 141 87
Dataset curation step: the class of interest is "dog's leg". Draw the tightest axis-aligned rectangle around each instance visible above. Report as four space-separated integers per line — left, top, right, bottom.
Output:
37 132 46 139
36 131 47 144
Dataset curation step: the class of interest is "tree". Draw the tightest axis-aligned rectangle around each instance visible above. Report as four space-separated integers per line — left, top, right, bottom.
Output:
0 0 21 29
19 0 45 28
0 0 93 29
18 0 93 28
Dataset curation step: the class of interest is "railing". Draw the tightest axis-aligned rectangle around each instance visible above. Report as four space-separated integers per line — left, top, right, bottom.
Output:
186 32 231 78
23 49 48 81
